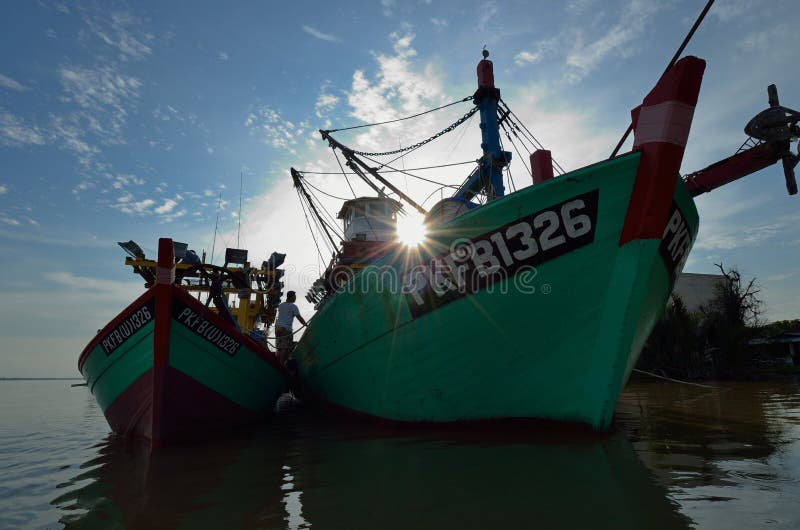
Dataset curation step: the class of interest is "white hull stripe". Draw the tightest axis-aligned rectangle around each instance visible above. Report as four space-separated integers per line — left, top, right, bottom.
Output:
156 265 175 284
633 100 695 148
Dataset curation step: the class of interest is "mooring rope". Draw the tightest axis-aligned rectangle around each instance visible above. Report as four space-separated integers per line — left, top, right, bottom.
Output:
632 368 719 390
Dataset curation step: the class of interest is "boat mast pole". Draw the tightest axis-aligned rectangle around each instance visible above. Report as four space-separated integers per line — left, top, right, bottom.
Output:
320 130 428 214
290 168 341 251
237 170 243 248
454 50 511 202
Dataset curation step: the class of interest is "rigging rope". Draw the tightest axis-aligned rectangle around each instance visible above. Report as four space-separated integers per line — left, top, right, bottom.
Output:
498 101 566 175
303 180 351 201
295 188 326 270
358 152 465 189
346 106 479 157
295 160 477 175
333 149 357 198
322 95 473 133
500 119 533 179
499 101 566 175
378 109 478 171
497 132 517 192
306 188 345 240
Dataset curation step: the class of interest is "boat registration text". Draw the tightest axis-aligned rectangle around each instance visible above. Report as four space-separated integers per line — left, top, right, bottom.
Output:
101 299 155 355
173 303 241 356
402 189 599 317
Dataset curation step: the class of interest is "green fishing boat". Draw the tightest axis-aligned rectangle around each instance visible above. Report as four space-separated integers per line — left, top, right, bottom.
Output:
78 239 288 446
290 51 799 431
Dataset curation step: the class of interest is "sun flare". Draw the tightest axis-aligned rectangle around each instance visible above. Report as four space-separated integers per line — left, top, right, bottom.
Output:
396 213 427 247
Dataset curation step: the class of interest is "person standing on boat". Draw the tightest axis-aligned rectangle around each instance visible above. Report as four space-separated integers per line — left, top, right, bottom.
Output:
276 291 306 365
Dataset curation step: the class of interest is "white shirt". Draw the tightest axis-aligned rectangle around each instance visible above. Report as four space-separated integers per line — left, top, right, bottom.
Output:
276 302 301 330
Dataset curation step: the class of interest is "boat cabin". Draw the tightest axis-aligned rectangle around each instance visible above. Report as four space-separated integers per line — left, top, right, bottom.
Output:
337 197 403 242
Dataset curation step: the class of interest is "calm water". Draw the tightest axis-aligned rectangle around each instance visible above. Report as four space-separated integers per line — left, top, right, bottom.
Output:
1 379 799 529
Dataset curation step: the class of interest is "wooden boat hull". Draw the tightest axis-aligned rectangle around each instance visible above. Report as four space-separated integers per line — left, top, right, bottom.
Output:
294 152 700 431
78 285 286 446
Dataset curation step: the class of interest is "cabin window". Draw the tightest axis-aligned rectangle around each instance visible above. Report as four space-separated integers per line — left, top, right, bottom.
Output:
351 204 366 220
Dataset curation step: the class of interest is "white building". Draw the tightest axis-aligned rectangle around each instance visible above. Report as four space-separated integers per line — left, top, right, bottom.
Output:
671 273 726 313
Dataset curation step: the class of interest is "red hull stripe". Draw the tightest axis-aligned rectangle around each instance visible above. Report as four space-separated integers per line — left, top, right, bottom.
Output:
618 56 705 246
104 365 265 445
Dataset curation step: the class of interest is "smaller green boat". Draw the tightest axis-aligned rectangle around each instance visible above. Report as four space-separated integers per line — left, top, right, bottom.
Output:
78 238 288 446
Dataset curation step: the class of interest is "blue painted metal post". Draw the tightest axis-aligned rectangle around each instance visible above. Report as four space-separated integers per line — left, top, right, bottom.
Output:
478 94 506 199
453 50 511 202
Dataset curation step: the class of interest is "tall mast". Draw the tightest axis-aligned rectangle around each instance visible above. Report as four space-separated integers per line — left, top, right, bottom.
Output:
237 170 243 248
453 49 511 202
210 191 222 264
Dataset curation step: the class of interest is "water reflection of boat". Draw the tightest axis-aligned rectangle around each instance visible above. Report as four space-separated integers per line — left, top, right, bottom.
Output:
52 427 289 529
284 421 693 530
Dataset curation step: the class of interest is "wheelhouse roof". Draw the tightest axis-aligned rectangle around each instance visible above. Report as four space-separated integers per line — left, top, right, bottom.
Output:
336 196 404 219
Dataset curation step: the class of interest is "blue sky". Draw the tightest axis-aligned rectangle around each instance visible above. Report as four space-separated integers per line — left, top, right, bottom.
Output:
1 0 798 376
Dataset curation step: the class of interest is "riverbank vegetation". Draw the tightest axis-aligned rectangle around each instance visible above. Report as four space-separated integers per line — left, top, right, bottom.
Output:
637 264 800 380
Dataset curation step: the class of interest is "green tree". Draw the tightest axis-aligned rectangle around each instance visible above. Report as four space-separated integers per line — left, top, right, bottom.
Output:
699 263 762 375
639 293 701 377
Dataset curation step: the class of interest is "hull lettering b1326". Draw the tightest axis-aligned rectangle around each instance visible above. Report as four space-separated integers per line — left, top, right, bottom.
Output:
403 189 599 318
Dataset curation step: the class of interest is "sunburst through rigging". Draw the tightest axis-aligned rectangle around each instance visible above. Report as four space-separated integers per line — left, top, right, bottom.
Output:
396 211 427 247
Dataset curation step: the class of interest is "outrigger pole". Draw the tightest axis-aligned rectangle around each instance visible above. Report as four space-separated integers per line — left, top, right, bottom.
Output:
290 168 340 250
684 84 799 196
320 130 428 215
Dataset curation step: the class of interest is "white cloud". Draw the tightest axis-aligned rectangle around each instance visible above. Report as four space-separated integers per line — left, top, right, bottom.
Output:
693 189 799 252
0 110 46 147
381 0 396 16
477 1 498 31
245 106 302 153
710 0 752 22
132 198 154 212
159 209 186 223
343 32 447 151
218 50 229 61
430 18 448 28
566 0 598 15
0 185 7 196
738 23 794 55
301 25 341 43
514 51 541 66
59 64 142 129
0 73 28 92
112 196 155 215
564 0 662 83
81 10 154 61
49 115 97 156
155 198 178 214
0 216 20 226
315 84 340 118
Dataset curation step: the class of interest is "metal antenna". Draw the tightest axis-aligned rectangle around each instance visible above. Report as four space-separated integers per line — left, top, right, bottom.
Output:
237 170 243 248
210 191 222 264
